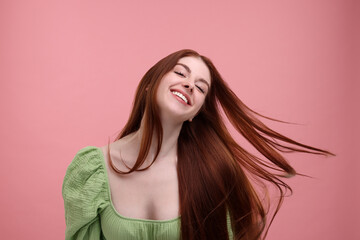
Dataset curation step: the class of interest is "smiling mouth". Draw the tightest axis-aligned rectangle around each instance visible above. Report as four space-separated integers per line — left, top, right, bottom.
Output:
171 91 189 105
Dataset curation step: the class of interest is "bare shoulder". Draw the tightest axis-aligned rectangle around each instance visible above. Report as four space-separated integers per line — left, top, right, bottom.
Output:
99 141 119 167
99 138 137 174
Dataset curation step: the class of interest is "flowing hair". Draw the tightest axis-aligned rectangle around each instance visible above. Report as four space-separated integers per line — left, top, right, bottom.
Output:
107 49 335 239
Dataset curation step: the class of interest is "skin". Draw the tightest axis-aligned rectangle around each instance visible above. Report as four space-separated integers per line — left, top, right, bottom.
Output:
101 56 211 220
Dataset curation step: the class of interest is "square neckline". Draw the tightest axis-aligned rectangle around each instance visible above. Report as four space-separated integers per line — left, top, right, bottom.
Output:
95 146 181 223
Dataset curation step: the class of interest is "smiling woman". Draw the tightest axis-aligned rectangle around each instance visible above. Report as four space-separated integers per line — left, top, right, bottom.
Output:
156 56 211 123
62 49 334 240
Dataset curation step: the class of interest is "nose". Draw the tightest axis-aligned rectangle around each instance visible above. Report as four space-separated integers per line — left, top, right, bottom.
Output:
182 82 194 93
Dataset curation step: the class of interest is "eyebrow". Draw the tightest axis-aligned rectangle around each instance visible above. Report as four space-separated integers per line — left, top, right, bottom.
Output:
176 63 210 89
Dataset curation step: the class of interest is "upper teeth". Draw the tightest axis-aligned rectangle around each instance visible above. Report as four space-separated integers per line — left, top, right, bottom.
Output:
172 91 188 104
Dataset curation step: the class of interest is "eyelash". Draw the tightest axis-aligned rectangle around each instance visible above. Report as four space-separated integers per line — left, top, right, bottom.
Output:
174 71 185 77
174 71 205 93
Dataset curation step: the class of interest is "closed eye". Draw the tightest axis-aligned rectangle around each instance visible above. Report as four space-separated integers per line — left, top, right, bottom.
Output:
196 86 205 93
174 71 185 77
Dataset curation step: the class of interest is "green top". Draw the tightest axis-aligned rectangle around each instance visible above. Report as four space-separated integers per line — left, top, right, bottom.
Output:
62 146 233 240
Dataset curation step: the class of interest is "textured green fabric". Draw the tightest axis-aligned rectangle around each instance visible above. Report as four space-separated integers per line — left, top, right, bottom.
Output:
62 146 181 240
62 146 233 240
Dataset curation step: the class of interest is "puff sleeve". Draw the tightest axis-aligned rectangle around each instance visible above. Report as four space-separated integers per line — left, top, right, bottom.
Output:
62 146 110 240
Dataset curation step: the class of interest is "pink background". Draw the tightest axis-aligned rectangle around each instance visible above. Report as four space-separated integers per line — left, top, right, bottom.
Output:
0 0 358 239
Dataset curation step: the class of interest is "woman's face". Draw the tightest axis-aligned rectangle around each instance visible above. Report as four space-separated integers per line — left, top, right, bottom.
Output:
156 56 211 123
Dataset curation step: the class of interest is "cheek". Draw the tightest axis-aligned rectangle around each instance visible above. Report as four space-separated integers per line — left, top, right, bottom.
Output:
193 96 206 112
155 79 169 97
195 93 206 104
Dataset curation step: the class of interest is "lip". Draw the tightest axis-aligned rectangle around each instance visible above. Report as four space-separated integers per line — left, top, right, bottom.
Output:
170 88 192 106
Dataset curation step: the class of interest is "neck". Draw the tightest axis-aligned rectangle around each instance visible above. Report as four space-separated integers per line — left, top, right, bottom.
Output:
130 115 183 165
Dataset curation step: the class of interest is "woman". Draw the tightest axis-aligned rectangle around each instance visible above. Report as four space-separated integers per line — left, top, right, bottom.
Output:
62 49 334 240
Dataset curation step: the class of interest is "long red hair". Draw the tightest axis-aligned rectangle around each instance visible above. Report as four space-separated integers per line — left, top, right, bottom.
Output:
107 49 334 239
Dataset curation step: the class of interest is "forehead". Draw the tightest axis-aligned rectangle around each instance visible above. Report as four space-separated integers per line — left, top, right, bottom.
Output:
177 56 211 85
